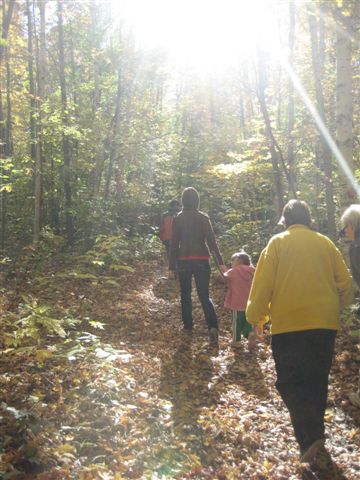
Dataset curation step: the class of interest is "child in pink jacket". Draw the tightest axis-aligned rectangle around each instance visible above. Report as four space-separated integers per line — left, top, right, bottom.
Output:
224 251 260 348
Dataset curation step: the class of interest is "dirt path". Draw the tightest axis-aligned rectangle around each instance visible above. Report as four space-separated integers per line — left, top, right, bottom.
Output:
1 259 360 479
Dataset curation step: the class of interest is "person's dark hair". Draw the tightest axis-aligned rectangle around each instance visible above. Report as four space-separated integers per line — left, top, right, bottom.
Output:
278 199 312 228
231 251 252 266
181 187 200 209
169 199 180 209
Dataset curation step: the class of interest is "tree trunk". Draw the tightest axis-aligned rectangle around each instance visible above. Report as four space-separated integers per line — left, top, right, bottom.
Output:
33 0 46 243
308 5 336 239
239 92 246 139
58 0 74 244
26 0 36 161
313 140 322 229
257 48 285 216
0 0 15 65
26 0 42 244
276 65 282 130
286 2 296 194
5 41 12 156
0 0 15 250
336 12 353 205
89 2 102 195
103 65 122 200
49 146 60 233
69 24 79 163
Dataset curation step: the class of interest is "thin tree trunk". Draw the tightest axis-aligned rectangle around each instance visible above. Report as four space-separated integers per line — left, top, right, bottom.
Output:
58 0 74 244
286 2 296 193
69 24 79 163
103 65 122 200
257 48 285 216
26 0 41 244
33 0 46 243
0 0 15 250
314 140 322 228
89 2 102 195
26 0 36 161
5 44 12 156
0 0 15 65
1 46 12 251
308 4 336 239
239 92 246 139
49 146 60 233
276 65 282 130
336 12 353 205
238 67 247 139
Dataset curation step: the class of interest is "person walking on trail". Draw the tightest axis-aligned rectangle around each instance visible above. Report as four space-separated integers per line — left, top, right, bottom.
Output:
223 250 261 349
160 199 181 260
168 187 227 345
246 199 353 476
340 204 360 408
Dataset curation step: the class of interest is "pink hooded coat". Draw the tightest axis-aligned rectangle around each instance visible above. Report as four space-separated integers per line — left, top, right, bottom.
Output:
224 264 255 311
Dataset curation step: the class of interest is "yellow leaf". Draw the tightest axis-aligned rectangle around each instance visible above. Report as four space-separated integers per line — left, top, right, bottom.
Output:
35 349 53 364
324 409 334 421
187 453 201 466
55 443 76 454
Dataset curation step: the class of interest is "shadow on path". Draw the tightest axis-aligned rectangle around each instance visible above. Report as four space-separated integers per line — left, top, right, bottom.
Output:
219 344 270 400
158 335 219 438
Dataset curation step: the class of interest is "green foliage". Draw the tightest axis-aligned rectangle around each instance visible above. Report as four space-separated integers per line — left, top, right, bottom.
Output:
0 0 358 263
3 297 80 348
76 232 161 272
219 220 276 265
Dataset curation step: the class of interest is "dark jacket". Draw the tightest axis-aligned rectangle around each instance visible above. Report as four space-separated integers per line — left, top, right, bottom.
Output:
169 207 224 271
349 240 360 289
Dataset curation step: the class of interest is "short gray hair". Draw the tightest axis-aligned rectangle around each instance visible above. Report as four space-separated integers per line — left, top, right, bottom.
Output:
341 204 360 234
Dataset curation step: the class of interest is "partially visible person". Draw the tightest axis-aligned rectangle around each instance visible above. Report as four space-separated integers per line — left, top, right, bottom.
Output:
246 199 353 475
169 187 227 345
223 250 261 349
159 199 181 260
341 204 360 408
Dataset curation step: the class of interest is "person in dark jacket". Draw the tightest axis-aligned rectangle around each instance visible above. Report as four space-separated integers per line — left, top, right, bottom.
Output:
159 199 181 260
341 204 360 408
169 187 227 344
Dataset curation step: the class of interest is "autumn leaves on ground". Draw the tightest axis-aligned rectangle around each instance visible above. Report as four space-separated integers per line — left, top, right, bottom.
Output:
1 257 360 480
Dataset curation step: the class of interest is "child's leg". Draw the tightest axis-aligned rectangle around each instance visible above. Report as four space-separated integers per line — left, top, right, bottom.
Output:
238 311 252 338
232 310 242 342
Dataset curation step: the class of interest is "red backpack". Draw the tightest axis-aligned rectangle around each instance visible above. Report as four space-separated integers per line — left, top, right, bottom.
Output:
160 214 174 241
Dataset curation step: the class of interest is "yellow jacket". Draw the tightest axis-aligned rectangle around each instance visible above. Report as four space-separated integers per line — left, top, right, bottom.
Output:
246 225 353 335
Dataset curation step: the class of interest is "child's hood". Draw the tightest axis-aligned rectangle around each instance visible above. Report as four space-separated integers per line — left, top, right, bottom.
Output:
234 264 255 279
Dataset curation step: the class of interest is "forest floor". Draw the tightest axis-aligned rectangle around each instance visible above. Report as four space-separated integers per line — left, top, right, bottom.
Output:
1 257 360 480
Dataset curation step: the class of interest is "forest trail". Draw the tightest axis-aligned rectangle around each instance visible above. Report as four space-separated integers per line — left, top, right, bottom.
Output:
1 259 360 480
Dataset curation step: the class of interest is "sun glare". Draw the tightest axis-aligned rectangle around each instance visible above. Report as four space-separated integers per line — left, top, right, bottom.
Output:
111 0 279 75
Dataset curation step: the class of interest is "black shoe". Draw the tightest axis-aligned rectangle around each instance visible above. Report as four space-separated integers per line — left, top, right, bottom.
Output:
209 328 219 345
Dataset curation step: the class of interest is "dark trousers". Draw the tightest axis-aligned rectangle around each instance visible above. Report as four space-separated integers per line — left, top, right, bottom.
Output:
163 240 171 259
177 260 218 331
271 329 336 453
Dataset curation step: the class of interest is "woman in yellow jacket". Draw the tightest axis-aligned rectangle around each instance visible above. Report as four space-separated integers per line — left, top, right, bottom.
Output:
246 200 353 475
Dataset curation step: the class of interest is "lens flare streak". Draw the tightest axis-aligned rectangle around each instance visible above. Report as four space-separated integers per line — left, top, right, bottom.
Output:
280 57 360 198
